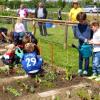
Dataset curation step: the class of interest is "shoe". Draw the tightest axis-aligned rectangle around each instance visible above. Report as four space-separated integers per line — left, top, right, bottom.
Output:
78 69 82 76
88 73 97 79
83 70 88 76
95 75 100 81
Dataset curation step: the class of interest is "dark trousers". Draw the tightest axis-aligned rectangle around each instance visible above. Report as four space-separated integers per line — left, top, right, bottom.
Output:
38 22 47 36
79 53 89 72
13 32 24 45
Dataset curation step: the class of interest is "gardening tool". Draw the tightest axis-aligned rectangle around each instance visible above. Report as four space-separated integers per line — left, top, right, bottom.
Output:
72 43 92 58
15 47 23 59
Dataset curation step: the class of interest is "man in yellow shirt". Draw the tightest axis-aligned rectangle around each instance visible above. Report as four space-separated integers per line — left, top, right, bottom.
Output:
69 0 83 37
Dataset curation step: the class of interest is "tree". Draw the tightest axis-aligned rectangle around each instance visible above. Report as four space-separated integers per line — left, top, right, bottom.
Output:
57 0 66 9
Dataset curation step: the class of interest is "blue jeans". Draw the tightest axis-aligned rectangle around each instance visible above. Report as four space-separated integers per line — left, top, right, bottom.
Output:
93 52 100 75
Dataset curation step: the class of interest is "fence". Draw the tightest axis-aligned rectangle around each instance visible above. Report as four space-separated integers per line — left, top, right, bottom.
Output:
0 16 77 49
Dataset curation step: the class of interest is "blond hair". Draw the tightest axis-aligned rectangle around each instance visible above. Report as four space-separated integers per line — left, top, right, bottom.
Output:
90 20 100 27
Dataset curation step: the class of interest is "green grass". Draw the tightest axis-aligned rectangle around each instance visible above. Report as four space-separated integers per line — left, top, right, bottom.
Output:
35 25 79 73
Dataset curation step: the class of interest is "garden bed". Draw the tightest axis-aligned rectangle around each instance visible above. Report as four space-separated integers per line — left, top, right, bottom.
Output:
0 43 100 100
0 62 100 100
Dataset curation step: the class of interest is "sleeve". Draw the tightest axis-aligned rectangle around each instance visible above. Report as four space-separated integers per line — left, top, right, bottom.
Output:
35 55 43 67
75 25 87 42
68 9 72 20
44 8 47 19
79 8 83 12
34 8 37 18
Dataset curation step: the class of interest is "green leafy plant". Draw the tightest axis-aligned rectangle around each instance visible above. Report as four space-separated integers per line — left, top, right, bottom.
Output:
65 67 72 81
44 71 57 82
77 89 90 100
54 96 60 100
92 94 100 100
35 75 41 83
40 80 55 88
6 86 21 96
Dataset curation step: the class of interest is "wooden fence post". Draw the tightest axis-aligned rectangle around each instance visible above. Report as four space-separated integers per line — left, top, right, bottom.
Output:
32 20 36 36
64 24 68 49
50 44 54 67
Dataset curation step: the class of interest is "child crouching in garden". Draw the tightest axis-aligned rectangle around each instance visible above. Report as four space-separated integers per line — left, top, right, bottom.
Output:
88 20 100 81
75 12 93 76
1 44 16 74
15 42 43 77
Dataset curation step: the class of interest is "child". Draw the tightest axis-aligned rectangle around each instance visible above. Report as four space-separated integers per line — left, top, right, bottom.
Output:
15 43 43 76
22 33 40 55
14 18 26 45
75 12 93 76
0 27 8 43
88 21 100 81
1 44 16 74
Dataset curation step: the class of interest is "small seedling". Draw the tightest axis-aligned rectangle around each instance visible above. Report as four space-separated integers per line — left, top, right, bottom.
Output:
45 71 57 82
77 89 90 100
35 75 41 83
40 80 55 88
29 86 35 93
54 96 60 100
6 86 21 96
65 67 72 81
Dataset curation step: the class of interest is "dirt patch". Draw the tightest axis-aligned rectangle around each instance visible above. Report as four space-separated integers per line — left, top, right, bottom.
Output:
0 64 100 100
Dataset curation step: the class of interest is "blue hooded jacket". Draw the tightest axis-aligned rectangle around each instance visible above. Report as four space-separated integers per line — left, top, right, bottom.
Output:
21 51 43 74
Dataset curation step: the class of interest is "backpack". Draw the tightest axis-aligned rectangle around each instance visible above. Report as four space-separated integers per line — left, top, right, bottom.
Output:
80 43 92 58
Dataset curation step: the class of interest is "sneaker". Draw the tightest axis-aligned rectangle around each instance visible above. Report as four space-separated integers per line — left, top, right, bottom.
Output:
95 75 100 81
78 69 82 76
88 73 97 79
83 70 88 76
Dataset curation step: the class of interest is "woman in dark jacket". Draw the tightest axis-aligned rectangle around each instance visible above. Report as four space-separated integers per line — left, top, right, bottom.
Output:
35 2 48 36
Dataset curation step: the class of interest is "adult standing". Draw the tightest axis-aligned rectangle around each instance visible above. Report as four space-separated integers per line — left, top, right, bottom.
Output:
58 8 63 20
18 4 28 31
69 0 83 37
35 2 48 36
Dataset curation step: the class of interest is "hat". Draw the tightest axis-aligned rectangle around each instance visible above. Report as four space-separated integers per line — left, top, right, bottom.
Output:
72 0 78 3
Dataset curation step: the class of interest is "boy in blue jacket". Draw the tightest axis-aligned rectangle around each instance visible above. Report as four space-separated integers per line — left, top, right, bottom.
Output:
75 12 93 76
16 43 43 76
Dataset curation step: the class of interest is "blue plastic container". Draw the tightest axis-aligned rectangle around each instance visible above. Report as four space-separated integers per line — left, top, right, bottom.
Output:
46 22 53 28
